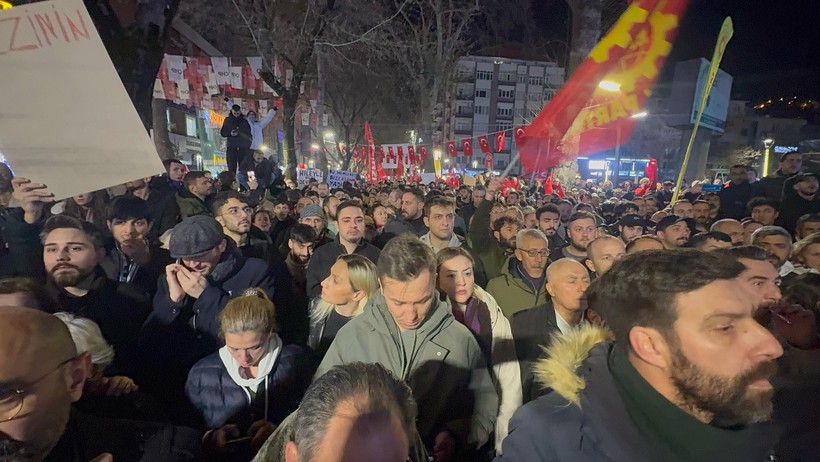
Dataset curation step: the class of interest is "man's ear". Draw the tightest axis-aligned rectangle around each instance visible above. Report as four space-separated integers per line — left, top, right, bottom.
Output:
584 258 596 274
66 352 92 402
284 441 300 462
423 216 430 228
218 239 228 253
493 230 501 241
629 326 672 371
106 220 113 232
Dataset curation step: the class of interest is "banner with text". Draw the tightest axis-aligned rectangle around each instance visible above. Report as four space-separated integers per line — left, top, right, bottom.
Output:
327 169 358 188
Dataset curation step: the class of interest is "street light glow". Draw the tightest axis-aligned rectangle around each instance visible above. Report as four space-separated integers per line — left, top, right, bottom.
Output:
310 143 319 150
598 80 621 91
323 130 335 140
763 138 774 146
631 111 648 119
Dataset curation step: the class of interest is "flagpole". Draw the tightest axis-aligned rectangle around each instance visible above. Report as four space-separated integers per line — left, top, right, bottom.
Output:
672 17 733 203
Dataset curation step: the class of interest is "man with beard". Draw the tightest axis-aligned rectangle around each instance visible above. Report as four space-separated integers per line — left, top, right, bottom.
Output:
277 204 332 257
510 258 591 404
323 195 341 238
487 229 551 318
644 196 660 217
286 224 316 298
795 213 820 240
692 200 712 233
306 201 380 298
123 176 179 239
752 151 803 201
470 178 524 280
270 197 295 243
498 250 784 461
617 214 645 245
376 188 429 247
140 215 275 414
420 196 487 287
100 196 172 297
549 212 596 264
778 172 820 236
536 204 565 252
655 215 692 249
176 171 213 219
0 307 201 462
752 226 796 280
711 219 745 246
556 200 573 240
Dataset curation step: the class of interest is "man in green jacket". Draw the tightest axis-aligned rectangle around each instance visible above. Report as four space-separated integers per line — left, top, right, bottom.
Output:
469 177 522 280
316 234 498 461
176 171 213 219
486 229 550 318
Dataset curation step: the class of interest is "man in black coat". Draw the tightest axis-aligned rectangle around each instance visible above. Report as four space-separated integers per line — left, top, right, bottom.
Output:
220 104 252 174
752 151 803 200
0 307 200 462
718 164 754 220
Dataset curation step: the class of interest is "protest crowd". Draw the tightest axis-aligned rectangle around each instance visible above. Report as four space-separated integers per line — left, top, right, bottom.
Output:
1 138 819 462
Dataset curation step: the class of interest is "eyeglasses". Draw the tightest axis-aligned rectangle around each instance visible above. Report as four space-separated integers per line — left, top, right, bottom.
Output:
223 206 253 217
520 248 549 258
0 357 76 422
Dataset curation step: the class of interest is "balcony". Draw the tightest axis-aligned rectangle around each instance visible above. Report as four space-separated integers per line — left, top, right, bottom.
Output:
454 126 472 135
455 92 475 101
455 109 474 117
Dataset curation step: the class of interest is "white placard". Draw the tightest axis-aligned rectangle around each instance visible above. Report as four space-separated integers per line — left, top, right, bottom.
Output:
247 56 263 79
211 57 230 85
229 66 243 89
165 54 185 82
0 0 164 200
297 168 323 187
420 173 437 184
153 79 165 99
327 169 358 188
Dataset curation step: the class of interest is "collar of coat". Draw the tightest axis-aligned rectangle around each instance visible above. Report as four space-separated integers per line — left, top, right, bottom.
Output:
364 291 454 342
532 323 615 406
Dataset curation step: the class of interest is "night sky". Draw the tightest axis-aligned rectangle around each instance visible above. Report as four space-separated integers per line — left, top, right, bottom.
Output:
525 0 820 102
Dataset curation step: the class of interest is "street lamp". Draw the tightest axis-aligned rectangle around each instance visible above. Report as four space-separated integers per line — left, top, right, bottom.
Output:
762 138 775 177
613 111 651 186
631 111 648 119
323 130 335 141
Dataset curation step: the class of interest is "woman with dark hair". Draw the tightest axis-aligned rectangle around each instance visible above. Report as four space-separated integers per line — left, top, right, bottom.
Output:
62 190 109 231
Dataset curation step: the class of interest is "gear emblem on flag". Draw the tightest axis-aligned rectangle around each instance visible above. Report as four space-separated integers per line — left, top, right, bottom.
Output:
615 10 678 92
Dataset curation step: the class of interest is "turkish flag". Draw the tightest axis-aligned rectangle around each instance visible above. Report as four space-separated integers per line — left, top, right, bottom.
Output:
495 131 506 152
645 158 658 185
544 171 554 195
461 139 473 157
515 0 690 176
408 145 416 164
419 145 429 161
478 136 491 154
484 152 493 171
387 145 396 164
446 141 457 157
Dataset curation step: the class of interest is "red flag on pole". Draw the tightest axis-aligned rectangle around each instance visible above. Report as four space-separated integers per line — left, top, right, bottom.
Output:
478 136 491 154
515 0 690 176
461 139 473 157
364 121 377 183
484 152 493 171
495 131 506 152
419 145 429 162
446 141 457 157
407 145 417 164
544 171 554 195
396 146 405 177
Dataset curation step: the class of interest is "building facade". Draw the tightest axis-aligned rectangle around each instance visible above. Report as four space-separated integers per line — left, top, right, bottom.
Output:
450 56 565 174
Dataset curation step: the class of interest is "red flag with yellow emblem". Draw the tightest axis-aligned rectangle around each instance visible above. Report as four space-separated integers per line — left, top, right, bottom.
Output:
515 0 690 175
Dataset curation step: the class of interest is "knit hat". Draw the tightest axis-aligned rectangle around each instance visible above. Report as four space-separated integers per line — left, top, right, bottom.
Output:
169 215 225 259
300 204 325 220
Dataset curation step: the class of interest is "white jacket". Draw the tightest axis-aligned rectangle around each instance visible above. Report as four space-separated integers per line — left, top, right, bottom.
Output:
248 109 276 149
472 285 523 453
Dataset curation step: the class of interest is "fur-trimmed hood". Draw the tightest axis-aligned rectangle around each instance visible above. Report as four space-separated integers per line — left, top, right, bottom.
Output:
532 323 614 406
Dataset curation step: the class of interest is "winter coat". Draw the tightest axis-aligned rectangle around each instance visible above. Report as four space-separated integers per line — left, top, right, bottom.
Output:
752 169 792 201
139 244 276 415
175 190 211 219
305 236 380 298
486 257 549 319
185 340 314 430
238 156 274 189
776 174 820 235
248 110 276 149
44 410 200 462
316 291 498 454
718 181 753 220
496 324 779 462
471 286 523 453
124 189 180 239
220 114 252 149
469 199 511 280
375 216 429 248
100 241 173 298
509 301 563 404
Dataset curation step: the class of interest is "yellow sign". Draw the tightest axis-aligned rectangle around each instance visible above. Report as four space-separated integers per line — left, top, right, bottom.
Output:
0 1 13 10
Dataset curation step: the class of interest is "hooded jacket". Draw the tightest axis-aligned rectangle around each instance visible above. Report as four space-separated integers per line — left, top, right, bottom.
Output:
486 257 549 319
185 335 314 430
471 286 523 453
316 291 498 454
497 324 779 462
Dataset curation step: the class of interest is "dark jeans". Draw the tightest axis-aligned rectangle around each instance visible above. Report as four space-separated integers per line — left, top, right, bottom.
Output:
225 147 249 174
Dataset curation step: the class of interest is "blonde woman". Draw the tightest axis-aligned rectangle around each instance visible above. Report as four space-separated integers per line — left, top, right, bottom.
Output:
794 232 820 273
308 254 379 359
186 288 314 458
435 247 522 453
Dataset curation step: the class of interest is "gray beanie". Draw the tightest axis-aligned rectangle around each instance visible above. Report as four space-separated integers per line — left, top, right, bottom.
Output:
300 204 325 220
169 215 225 259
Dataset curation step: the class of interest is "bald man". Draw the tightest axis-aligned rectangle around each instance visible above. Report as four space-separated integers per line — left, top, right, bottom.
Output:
0 307 200 462
509 259 592 403
584 235 626 276
626 235 665 254
710 218 744 246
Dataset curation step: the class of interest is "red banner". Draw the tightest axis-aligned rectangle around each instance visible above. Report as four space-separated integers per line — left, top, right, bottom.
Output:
485 152 493 171
495 131 506 152
461 139 473 157
446 141 457 157
365 121 377 183
408 145 417 164
515 0 690 175
419 145 429 162
478 135 491 155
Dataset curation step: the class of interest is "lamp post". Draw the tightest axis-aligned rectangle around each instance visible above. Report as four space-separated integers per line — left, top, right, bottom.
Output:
762 138 774 177
613 111 649 186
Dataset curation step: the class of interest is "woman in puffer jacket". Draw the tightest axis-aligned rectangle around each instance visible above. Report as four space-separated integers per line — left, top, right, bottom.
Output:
435 247 523 455
185 288 315 461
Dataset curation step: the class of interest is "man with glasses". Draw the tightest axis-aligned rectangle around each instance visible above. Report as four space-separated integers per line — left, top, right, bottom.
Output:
510 258 591 403
487 229 551 318
0 306 200 461
140 215 276 415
